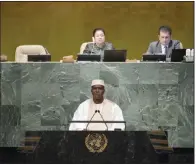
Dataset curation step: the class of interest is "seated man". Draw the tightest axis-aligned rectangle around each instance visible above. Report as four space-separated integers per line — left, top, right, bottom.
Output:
146 26 182 58
83 28 114 61
69 79 125 131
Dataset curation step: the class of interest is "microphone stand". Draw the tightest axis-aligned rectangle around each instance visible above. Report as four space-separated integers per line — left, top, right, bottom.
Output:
85 110 98 130
97 110 108 131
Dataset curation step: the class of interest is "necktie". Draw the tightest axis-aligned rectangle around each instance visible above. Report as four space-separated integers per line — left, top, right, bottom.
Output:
165 46 169 57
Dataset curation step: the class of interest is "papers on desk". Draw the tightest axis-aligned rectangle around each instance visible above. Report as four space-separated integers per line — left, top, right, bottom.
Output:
184 49 194 62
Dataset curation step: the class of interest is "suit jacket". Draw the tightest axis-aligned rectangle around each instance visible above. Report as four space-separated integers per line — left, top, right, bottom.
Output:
83 42 114 55
146 40 182 57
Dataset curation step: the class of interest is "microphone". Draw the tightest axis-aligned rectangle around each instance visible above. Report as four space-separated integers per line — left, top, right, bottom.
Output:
97 110 108 131
85 110 98 130
90 43 95 55
44 47 50 55
90 37 95 55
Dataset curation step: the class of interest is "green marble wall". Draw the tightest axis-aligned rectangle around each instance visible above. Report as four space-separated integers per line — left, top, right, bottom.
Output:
0 62 194 148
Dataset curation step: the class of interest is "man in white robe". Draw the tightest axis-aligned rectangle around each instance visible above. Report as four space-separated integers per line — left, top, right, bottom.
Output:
69 79 125 131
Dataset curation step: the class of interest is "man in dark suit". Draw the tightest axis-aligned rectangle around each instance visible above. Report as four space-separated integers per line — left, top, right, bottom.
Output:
83 28 114 61
146 26 182 57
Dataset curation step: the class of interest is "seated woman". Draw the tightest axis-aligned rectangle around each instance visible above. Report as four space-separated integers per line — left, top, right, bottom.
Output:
83 28 114 61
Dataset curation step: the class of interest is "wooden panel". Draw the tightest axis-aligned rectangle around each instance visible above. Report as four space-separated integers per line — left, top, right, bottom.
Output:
150 139 168 144
1 2 194 61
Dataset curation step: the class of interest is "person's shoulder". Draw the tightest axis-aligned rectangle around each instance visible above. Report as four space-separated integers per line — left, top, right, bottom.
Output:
105 42 114 49
149 41 159 46
171 39 181 44
105 98 112 103
104 99 119 107
105 42 113 46
85 42 94 48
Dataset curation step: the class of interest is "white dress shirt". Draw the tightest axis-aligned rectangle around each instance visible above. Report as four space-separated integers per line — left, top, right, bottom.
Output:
69 99 125 131
161 45 168 54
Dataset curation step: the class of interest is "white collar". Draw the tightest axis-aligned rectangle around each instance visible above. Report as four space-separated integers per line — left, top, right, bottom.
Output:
91 98 105 104
161 44 168 48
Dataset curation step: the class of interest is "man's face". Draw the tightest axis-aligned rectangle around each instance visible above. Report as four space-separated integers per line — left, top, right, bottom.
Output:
158 31 171 45
94 30 105 45
91 85 105 100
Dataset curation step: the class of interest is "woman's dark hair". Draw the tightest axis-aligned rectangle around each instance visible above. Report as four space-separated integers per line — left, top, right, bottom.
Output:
92 28 105 37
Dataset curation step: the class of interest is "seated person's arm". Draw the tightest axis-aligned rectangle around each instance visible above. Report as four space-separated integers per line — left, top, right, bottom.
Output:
83 44 91 54
174 40 182 49
146 43 153 54
109 43 115 50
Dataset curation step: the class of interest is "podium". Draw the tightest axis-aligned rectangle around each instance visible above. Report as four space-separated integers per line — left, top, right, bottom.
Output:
33 121 128 163
2 131 191 163
59 131 129 163
27 131 132 163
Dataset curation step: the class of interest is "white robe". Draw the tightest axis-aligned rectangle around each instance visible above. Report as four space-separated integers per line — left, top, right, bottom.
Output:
69 99 125 131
